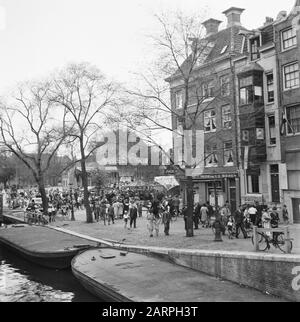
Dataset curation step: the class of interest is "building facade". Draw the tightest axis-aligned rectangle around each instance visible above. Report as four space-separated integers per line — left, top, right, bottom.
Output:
169 2 300 222
274 1 300 223
168 7 250 212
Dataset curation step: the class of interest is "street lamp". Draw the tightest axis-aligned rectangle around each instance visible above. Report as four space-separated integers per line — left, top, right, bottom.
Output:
69 183 75 221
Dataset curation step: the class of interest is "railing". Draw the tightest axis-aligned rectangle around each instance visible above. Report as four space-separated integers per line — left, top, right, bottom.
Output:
252 226 292 254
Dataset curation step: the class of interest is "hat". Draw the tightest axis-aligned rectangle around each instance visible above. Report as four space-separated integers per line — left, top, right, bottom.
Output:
272 206 277 211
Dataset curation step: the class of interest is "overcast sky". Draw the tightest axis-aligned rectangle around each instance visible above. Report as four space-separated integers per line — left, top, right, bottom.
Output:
0 0 296 94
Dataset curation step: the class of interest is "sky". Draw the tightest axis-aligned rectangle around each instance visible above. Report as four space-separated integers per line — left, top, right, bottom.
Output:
0 0 296 93
0 0 297 150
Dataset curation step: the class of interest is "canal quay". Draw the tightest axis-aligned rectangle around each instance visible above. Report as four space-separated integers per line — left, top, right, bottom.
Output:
1 208 299 302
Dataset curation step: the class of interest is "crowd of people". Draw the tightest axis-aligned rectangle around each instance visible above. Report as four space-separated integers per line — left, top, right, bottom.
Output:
2 186 289 242
192 201 287 239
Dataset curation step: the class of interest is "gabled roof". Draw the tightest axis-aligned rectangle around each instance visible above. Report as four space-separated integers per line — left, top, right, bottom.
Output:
237 62 264 75
166 25 249 82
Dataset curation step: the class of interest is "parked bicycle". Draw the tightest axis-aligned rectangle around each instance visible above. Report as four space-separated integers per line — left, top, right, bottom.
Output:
251 231 293 253
24 209 48 226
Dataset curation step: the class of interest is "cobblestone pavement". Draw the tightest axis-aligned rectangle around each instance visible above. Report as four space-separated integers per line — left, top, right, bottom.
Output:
46 208 300 254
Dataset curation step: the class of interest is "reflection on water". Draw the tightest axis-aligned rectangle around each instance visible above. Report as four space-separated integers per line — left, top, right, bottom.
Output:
0 247 99 302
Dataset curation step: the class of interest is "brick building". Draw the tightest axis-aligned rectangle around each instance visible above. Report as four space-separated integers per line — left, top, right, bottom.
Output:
168 7 250 212
273 0 300 223
168 2 300 222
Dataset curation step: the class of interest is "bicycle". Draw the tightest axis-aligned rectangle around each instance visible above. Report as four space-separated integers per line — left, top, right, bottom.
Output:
24 209 48 226
171 208 179 222
251 231 293 253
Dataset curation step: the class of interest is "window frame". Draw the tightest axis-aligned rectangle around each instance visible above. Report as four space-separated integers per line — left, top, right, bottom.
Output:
221 105 232 129
175 90 183 110
286 104 300 135
281 27 297 51
202 81 214 99
223 141 234 167
239 76 253 105
220 74 230 97
266 72 274 103
250 36 260 61
205 144 218 168
204 109 217 133
283 62 300 91
267 114 276 146
247 175 260 194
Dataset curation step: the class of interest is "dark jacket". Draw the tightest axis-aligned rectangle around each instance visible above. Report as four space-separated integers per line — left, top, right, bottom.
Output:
130 207 138 219
234 209 244 224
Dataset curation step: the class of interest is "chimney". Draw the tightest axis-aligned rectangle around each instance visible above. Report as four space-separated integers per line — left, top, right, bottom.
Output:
202 18 222 37
264 17 274 26
223 7 245 28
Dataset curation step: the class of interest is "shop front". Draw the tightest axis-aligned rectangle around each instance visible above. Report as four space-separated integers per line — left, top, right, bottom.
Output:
192 173 240 212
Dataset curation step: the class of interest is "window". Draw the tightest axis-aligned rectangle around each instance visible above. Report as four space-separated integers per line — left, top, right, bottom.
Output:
224 141 234 166
270 165 280 203
175 91 183 109
286 105 300 134
268 115 276 145
239 75 263 105
239 76 253 105
205 144 218 167
204 110 216 132
202 81 214 99
282 28 297 50
220 45 228 55
247 175 260 194
250 37 260 61
283 63 300 90
266 73 274 103
220 75 230 97
222 105 232 129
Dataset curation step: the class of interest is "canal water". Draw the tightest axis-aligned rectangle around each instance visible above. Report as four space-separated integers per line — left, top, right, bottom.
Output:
0 246 99 302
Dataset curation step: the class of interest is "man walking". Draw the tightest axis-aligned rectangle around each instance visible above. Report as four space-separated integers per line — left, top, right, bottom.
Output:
107 203 115 225
234 205 248 239
129 201 138 229
194 202 201 230
162 199 171 236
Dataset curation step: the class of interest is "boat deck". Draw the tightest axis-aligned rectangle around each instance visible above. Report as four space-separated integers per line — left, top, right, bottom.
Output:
0 225 97 254
72 248 284 302
0 225 98 268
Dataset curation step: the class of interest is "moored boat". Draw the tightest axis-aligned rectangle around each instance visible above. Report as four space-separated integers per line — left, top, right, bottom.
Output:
72 248 286 302
0 225 97 269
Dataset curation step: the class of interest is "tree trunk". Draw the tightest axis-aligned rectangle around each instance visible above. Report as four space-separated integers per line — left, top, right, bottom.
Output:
38 176 48 216
185 175 194 237
80 139 93 223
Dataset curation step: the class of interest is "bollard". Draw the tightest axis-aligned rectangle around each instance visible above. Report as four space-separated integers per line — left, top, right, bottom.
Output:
214 220 223 242
253 226 259 251
284 226 292 254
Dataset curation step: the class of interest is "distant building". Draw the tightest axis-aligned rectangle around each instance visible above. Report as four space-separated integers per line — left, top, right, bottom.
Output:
62 130 165 190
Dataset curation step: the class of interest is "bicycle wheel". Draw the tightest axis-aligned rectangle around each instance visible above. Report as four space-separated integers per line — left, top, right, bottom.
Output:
277 234 293 253
171 214 177 222
252 232 269 251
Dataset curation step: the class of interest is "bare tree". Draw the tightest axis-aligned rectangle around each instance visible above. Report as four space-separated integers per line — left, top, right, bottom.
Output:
0 81 69 215
115 12 226 237
51 63 119 223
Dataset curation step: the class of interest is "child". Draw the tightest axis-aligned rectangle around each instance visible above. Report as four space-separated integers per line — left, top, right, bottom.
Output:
123 211 129 229
227 215 235 239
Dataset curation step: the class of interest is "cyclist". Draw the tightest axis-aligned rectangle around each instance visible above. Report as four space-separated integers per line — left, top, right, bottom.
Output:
270 206 280 242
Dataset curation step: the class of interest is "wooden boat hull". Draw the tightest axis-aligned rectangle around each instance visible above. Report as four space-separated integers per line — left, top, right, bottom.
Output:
0 226 97 269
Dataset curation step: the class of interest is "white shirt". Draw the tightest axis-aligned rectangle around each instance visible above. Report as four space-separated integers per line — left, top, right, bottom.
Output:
248 207 257 215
